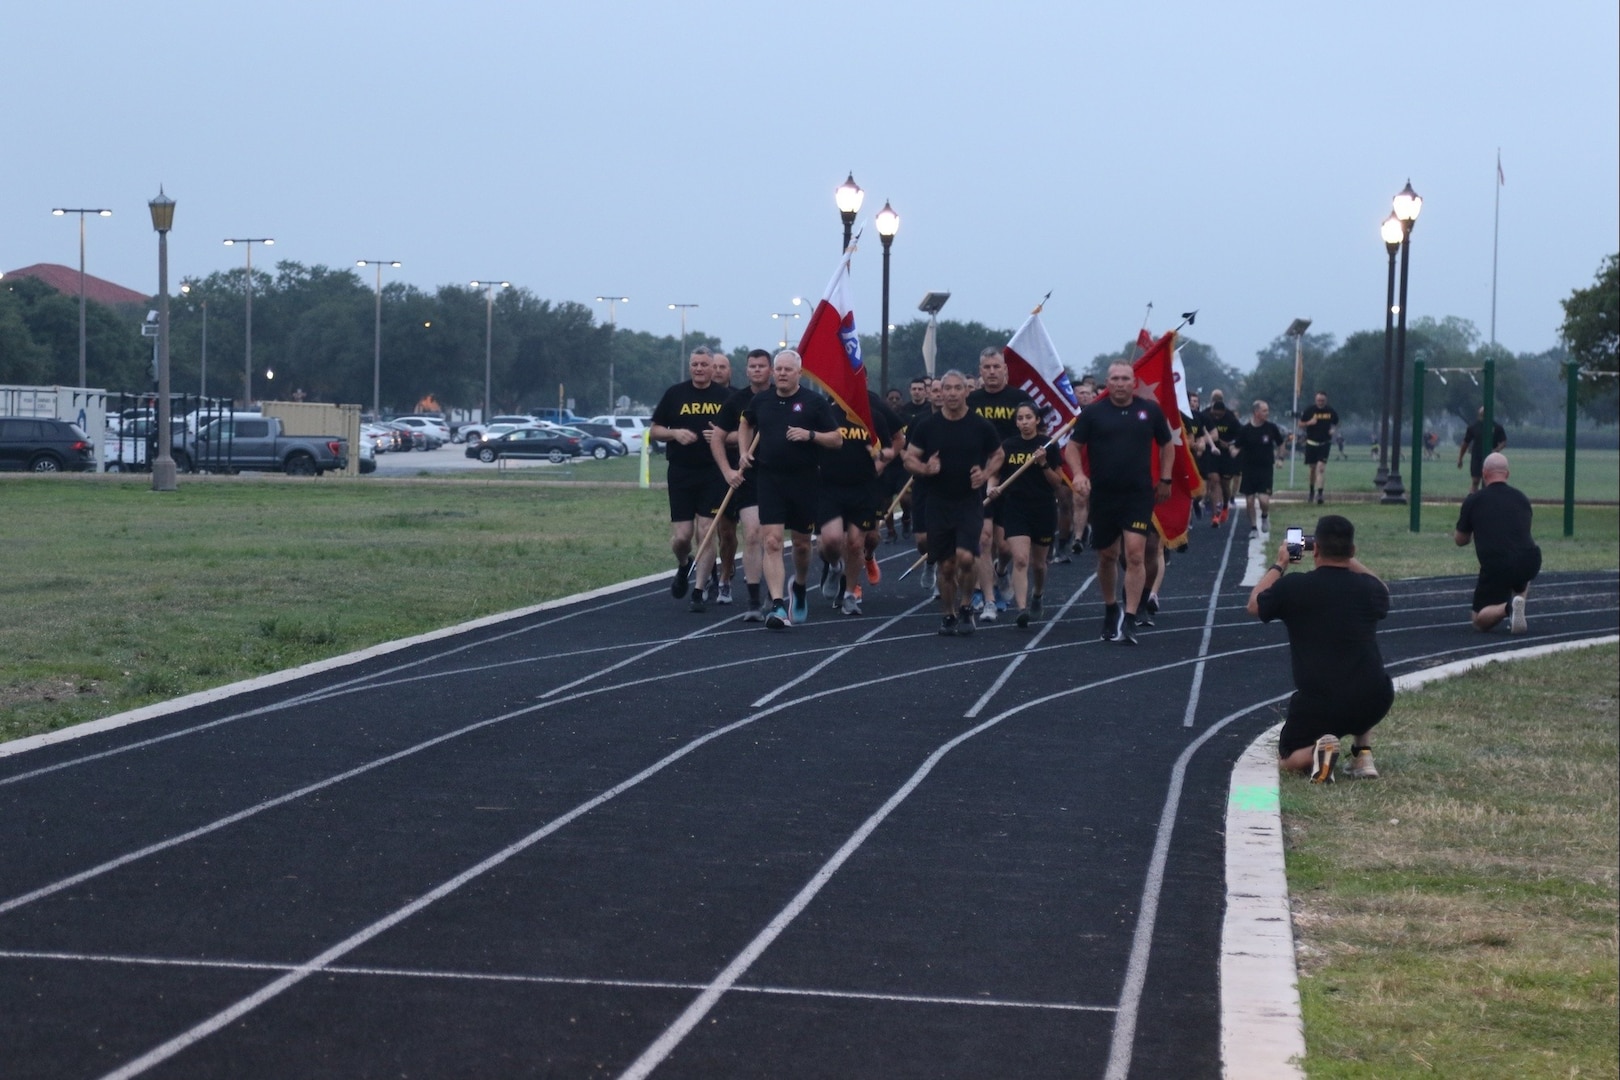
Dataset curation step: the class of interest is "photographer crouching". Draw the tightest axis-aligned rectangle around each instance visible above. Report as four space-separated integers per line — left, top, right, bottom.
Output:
1246 515 1393 783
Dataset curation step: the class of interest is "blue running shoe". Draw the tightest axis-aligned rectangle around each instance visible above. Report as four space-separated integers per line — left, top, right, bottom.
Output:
971 588 986 616
791 586 809 625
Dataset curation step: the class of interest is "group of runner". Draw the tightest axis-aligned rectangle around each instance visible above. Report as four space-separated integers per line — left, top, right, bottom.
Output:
1188 390 1340 536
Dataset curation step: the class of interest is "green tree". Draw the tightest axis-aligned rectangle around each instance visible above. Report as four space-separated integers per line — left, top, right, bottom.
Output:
858 318 1016 388
1243 330 1339 418
1559 253 1619 423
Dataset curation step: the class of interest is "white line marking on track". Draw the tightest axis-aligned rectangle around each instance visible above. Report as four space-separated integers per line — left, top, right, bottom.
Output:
1182 523 1241 727
964 575 1095 718
751 599 933 707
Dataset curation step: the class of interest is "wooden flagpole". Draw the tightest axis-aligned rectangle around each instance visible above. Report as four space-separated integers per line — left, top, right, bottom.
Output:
687 433 759 580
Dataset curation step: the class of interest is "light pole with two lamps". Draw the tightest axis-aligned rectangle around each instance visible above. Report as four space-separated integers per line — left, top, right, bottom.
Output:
148 189 178 492
770 311 801 349
470 280 510 421
594 296 629 413
668 303 699 383
179 283 209 398
223 237 274 404
357 260 402 417
1380 181 1422 505
50 206 112 388
875 200 900 394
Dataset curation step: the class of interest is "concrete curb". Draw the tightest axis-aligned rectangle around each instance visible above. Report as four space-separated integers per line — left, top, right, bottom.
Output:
1220 633 1619 1079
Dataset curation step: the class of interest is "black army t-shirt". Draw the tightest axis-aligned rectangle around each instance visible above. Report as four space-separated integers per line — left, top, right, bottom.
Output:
1456 482 1535 567
1233 420 1285 470
1256 567 1390 700
1300 405 1339 442
1071 395 1172 492
743 386 838 473
821 402 893 487
907 410 1001 499
997 434 1063 502
651 381 730 469
967 385 1035 441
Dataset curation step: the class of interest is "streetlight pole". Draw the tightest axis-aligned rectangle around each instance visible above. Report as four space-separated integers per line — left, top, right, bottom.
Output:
51 206 112 388
357 260 401 417
1381 181 1422 505
835 172 864 253
1284 317 1312 488
148 189 178 492
875 200 900 394
223 237 274 404
594 295 628 413
180 284 209 398
470 280 511 421
1375 213 1402 488
770 311 801 349
668 303 698 384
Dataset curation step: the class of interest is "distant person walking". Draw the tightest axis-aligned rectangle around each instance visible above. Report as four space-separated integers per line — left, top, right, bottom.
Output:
1454 452 1541 634
1296 391 1339 504
1457 406 1508 494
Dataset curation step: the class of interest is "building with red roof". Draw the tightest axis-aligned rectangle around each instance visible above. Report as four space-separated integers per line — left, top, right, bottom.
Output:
3 263 149 306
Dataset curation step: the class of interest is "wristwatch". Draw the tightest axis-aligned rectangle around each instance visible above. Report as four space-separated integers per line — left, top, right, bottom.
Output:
1270 563 1287 576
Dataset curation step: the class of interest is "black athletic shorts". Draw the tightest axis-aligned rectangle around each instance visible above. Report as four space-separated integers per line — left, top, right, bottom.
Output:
926 493 985 562
757 466 819 533
1198 451 1224 478
1278 678 1395 757
911 484 928 535
1303 441 1331 466
817 480 877 532
667 462 719 523
1472 547 1542 611
704 471 756 521
1087 486 1154 551
1240 468 1274 496
1000 497 1057 545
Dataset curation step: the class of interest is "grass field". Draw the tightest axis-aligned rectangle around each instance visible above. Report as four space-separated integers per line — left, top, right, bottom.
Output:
1276 446 1618 504
1284 643 1619 1079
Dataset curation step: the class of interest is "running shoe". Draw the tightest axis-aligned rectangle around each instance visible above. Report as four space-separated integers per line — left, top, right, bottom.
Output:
689 595 707 614
821 560 842 600
1117 614 1140 645
765 600 789 630
1134 606 1155 627
1316 492 1325 505
995 560 1011 594
956 605 977 636
865 554 882 585
717 581 733 605
1101 607 1121 642
979 605 998 624
742 603 765 623
1260 513 1269 533
1510 594 1527 635
938 613 958 636
920 562 935 593
704 575 719 605
1050 550 1071 565
1311 734 1340 784
1147 592 1160 616
1249 526 1258 539
971 589 986 616
993 585 1009 613
671 557 694 599
791 587 809 625
1348 747 1379 780
841 589 863 616
1016 609 1030 629
1030 591 1044 619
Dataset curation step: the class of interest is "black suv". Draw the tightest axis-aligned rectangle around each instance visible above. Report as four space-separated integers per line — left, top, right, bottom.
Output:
0 417 96 472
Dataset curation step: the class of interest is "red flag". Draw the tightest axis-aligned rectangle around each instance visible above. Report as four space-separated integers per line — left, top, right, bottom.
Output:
1133 330 1205 549
796 253 878 445
1004 307 1081 482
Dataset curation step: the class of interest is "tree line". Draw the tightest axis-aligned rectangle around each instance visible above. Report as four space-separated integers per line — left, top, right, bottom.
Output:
2 256 1613 434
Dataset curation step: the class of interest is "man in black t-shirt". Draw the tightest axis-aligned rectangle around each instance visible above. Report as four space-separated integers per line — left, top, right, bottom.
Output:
1199 393 1241 527
650 346 731 609
966 347 1035 621
1230 400 1285 538
737 350 842 629
1454 453 1540 633
1248 515 1392 782
710 349 774 619
1296 391 1339 505
1457 407 1508 493
1064 361 1173 644
905 370 1003 636
816 395 893 616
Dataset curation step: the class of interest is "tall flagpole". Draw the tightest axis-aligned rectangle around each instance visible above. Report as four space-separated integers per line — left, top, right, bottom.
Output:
1490 149 1502 347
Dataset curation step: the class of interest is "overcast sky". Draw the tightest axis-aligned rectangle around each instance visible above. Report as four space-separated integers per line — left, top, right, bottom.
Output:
6 0 1615 379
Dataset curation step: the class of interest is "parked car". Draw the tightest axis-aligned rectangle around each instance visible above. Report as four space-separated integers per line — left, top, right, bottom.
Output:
182 415 347 475
459 416 543 446
531 408 584 426
586 415 652 454
465 427 583 464
384 421 426 450
392 416 451 447
0 417 96 472
552 424 627 459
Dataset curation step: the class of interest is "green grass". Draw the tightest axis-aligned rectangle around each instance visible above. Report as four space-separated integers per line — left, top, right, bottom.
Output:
1284 644 1619 1079
0 474 672 744
1277 447 1619 503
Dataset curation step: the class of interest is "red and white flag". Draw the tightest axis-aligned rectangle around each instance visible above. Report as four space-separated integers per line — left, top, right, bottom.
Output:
797 252 878 444
1133 329 1205 549
1004 306 1079 437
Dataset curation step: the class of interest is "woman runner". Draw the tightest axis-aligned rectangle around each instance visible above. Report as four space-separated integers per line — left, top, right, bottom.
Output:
987 403 1066 628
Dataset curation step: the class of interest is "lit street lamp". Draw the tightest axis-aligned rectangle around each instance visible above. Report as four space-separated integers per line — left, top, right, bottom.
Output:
223 237 274 404
51 206 112 388
1375 212 1403 488
668 303 699 383
874 200 900 393
148 189 178 492
770 311 801 349
357 260 402 417
1381 181 1422 505
470 280 511 421
835 172 864 253
594 296 629 412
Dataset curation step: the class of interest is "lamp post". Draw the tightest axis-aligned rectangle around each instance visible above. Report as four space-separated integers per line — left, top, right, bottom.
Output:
1375 213 1402 488
148 189 178 492
357 260 401 417
770 311 801 349
594 295 628 413
1284 317 1312 488
180 284 209 398
223 237 274 404
1381 180 1422 505
835 172 864 253
668 303 699 383
51 206 113 388
470 280 511 421
874 200 900 394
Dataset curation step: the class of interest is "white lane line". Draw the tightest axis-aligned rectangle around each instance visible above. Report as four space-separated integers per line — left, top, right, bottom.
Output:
963 575 1095 718
751 600 933 708
1183 522 1240 727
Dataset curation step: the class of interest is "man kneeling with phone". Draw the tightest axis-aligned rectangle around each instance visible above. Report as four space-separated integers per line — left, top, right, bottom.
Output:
1246 515 1393 783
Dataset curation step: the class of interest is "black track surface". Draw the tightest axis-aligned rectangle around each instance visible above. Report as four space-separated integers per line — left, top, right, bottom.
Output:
2 522 1614 1080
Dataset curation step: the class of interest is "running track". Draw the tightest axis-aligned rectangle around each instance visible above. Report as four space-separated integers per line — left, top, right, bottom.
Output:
1 520 1614 1080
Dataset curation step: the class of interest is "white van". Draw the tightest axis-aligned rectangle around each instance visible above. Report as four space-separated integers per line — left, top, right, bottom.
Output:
587 415 651 454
